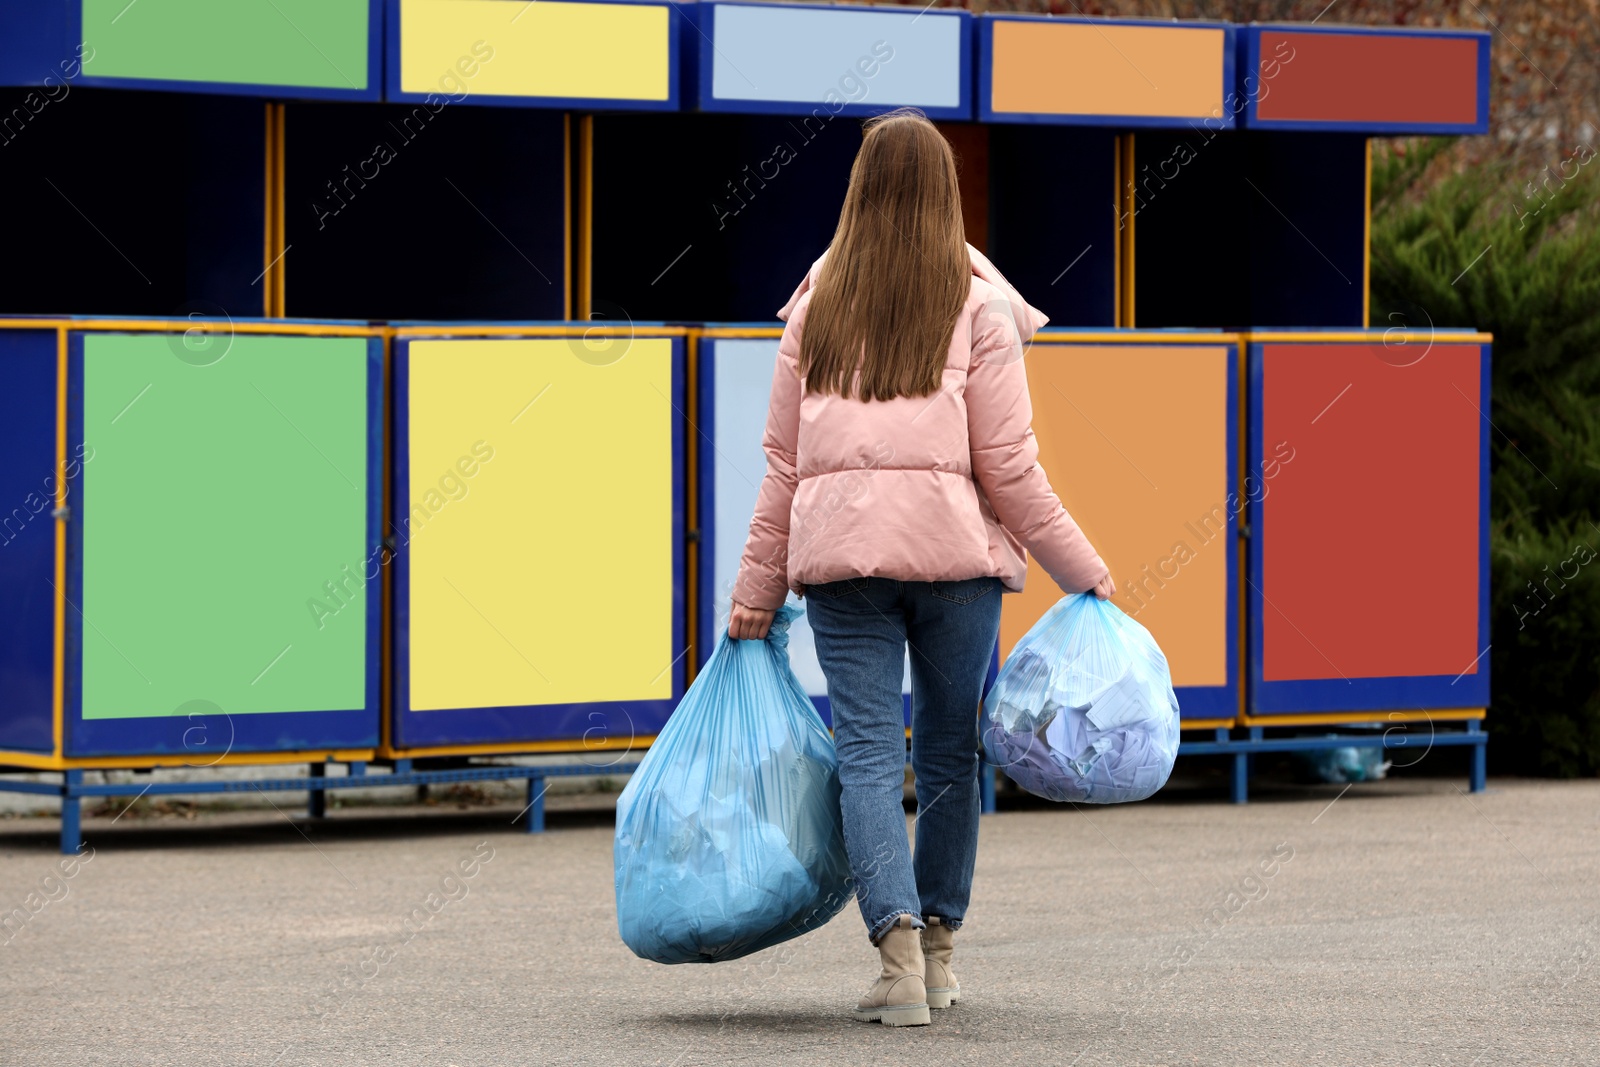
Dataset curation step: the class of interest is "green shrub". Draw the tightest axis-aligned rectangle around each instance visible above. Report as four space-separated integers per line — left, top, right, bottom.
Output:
1372 140 1600 776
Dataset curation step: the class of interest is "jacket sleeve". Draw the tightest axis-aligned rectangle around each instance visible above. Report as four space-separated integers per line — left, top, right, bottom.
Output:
731 310 805 610
965 298 1109 595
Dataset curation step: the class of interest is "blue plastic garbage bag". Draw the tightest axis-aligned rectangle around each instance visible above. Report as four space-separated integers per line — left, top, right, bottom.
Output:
614 605 853 964
982 594 1180 804
1294 740 1391 783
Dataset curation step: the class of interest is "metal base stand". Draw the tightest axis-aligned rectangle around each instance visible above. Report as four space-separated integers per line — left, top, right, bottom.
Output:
0 760 641 854
1179 720 1489 804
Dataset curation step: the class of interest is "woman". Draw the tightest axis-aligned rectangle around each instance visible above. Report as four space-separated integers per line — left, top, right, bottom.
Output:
729 108 1113 1026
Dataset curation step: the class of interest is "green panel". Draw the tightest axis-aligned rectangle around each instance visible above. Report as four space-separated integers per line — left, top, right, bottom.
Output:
81 0 370 90
82 334 369 719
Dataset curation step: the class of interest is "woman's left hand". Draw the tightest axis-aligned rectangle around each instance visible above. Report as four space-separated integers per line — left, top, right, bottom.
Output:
729 601 776 641
1092 572 1116 600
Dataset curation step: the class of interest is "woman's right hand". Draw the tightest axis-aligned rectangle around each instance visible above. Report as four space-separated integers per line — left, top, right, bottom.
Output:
729 601 776 641
1092 572 1116 600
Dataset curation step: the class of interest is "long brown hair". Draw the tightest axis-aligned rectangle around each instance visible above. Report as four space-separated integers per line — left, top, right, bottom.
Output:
800 108 970 401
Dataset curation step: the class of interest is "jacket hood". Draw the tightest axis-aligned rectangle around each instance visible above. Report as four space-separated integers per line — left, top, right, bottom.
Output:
776 243 1051 337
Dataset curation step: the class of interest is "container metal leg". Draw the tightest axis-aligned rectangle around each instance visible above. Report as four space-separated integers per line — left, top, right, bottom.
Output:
525 776 545 833
60 770 82 856
1468 720 1487 793
308 762 326 819
980 764 996 815
1231 752 1249 804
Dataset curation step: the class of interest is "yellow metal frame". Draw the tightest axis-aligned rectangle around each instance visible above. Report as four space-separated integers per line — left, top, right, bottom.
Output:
52 326 67 763
0 317 380 335
1244 330 1491 343
1241 708 1486 727
375 735 656 760
1032 331 1243 345
1180 718 1236 731
698 326 784 338
577 114 594 322
685 330 700 687
0 748 379 772
263 103 288 318
1362 137 1372 329
390 324 686 337
380 329 395 756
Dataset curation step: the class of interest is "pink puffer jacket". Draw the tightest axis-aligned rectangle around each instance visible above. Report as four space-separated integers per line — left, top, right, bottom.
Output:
731 245 1108 611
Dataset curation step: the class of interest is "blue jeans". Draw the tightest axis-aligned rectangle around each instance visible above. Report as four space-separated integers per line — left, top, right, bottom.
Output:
805 576 1003 944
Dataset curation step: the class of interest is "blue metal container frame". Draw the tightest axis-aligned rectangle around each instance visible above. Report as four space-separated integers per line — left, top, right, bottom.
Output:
389 330 688 749
61 329 386 757
383 0 682 112
686 0 973 120
0 0 385 101
1245 337 1493 715
976 14 1237 128
1026 331 1243 722
1237 23 1491 134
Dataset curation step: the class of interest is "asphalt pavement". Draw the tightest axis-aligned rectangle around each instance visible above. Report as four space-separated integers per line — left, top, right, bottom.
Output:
0 775 1594 1067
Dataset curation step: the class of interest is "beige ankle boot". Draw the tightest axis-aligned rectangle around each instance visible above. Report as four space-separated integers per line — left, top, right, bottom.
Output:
921 917 960 1008
851 915 930 1026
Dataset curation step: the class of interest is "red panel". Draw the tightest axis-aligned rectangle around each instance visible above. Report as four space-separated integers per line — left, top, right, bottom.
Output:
1261 344 1481 681
1258 31 1479 126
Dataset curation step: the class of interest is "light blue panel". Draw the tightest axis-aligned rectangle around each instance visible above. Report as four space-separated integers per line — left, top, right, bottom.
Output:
711 4 961 108
712 340 909 699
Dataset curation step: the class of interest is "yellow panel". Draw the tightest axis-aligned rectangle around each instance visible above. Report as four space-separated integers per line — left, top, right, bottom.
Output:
400 0 670 101
1000 345 1231 689
407 338 674 711
991 21 1225 119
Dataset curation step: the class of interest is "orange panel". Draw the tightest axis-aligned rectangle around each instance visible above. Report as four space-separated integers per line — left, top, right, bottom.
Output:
991 21 1226 119
1000 345 1231 690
